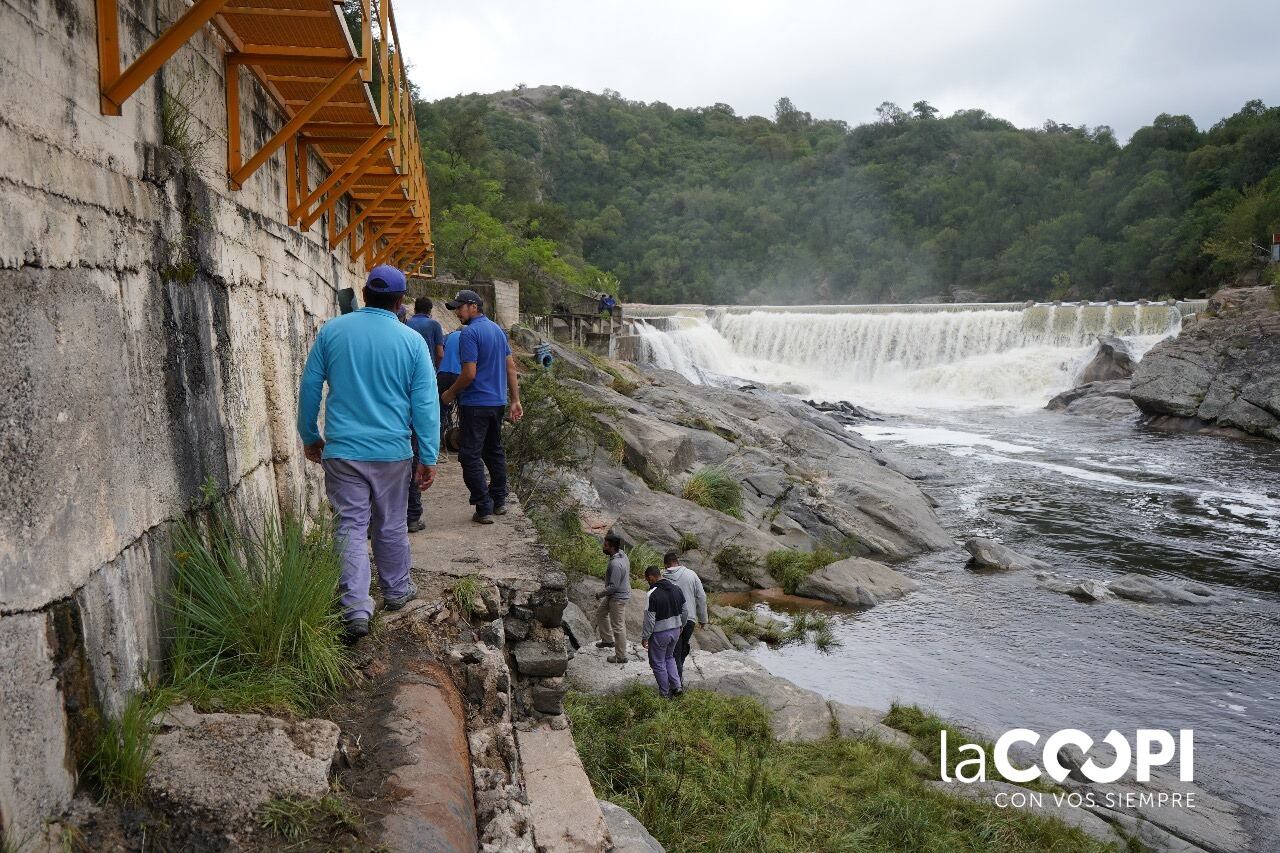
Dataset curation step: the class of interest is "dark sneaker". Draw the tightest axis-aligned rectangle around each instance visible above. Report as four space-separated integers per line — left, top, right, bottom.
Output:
384 581 418 611
493 504 508 516
472 512 495 525
343 617 370 643
407 519 425 533
607 655 627 665
594 641 613 649
671 688 684 698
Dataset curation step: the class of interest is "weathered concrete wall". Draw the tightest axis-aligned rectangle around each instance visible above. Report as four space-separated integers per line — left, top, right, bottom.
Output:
0 0 364 842
492 279 520 329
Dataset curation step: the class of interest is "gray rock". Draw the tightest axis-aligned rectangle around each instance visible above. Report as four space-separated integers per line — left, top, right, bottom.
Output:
929 780 1125 846
689 624 732 653
1036 573 1112 602
794 557 917 607
964 538 1051 572
512 640 570 677
1046 380 1140 421
532 679 570 715
1079 336 1136 383
597 800 665 852
560 601 596 649
148 705 339 821
1108 573 1217 605
1132 286 1280 442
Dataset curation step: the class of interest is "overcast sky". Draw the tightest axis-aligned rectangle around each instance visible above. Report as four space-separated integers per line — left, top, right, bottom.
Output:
394 0 1276 140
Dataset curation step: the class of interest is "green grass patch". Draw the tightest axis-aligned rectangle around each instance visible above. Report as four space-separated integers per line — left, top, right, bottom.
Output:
167 509 351 716
530 504 607 581
713 611 786 646
713 544 762 585
451 574 485 616
783 611 839 652
257 795 361 843
677 531 700 553
683 465 744 519
765 547 841 594
84 690 172 803
567 685 1127 853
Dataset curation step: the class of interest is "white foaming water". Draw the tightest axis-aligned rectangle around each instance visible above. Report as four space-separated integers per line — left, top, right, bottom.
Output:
633 303 1183 407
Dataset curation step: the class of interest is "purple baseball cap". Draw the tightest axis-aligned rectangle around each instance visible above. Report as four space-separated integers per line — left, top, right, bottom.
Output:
365 264 407 293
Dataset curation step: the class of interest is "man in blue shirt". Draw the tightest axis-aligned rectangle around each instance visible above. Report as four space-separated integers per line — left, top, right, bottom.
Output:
297 265 439 641
437 328 462 450
407 297 445 368
440 289 523 523
404 298 445 532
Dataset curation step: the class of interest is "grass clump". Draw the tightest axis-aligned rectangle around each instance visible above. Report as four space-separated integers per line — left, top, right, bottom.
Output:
676 531 699 553
258 796 360 843
712 543 761 585
530 504 607 581
84 691 170 803
782 611 839 652
682 465 744 519
167 509 351 716
765 546 841 594
567 685 1127 853
713 612 785 646
451 574 485 616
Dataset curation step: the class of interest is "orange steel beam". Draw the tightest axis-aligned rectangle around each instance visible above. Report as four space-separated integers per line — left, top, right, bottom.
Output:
333 177 405 247
378 0 389 121
300 146 388 230
291 126 387 219
94 0 119 114
232 54 354 67
230 59 361 188
371 226 418 267
98 0 229 115
357 203 412 256
361 0 373 82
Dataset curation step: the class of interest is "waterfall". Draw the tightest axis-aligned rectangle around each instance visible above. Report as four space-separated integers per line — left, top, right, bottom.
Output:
629 302 1186 406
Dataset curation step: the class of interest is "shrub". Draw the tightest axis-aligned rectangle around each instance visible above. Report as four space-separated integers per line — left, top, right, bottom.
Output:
676 531 699 553
712 544 761 585
167 509 351 715
765 547 841 594
530 504 606 581
84 691 169 803
682 465 744 519
567 685 1121 853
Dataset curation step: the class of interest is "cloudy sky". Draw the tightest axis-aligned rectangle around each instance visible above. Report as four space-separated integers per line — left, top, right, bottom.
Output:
394 0 1275 140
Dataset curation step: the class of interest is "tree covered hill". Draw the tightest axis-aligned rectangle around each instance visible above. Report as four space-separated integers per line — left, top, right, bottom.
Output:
414 85 1280 306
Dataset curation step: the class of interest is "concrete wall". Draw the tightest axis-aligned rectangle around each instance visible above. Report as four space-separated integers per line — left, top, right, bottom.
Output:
411 276 521 329
0 0 364 842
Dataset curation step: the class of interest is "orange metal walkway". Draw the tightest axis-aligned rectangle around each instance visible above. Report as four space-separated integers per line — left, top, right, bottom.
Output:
94 0 433 276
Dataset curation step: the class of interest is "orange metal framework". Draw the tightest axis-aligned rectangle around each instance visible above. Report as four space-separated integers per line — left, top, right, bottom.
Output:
93 0 433 277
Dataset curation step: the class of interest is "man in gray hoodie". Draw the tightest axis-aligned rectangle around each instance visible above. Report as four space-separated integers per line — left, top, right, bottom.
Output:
662 551 708 680
593 532 631 663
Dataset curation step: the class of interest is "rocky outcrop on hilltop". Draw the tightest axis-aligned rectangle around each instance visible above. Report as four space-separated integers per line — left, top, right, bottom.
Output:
1131 286 1280 441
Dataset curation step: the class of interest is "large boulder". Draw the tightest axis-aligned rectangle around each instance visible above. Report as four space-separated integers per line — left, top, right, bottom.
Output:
598 800 664 852
793 557 916 607
1131 286 1280 441
147 705 339 822
964 538 1051 572
1045 380 1140 421
1078 336 1136 383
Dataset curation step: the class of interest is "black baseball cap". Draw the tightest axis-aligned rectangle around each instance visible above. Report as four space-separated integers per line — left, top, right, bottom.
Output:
445 289 483 309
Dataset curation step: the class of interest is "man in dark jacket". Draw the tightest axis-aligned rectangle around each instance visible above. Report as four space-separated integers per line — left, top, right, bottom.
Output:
641 564 686 698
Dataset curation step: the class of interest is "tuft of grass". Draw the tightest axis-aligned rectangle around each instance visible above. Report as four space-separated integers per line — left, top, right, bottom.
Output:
167 508 351 716
451 575 485 616
567 685 1127 853
625 542 662 582
84 691 170 803
713 612 785 646
530 504 607 581
713 544 761 585
676 531 700 553
682 465 744 519
258 796 360 843
765 547 840 594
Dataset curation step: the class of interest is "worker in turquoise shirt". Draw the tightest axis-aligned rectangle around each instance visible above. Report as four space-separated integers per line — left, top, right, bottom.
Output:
297 264 439 641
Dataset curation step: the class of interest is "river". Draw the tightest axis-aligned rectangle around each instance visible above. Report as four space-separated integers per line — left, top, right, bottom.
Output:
629 301 1280 846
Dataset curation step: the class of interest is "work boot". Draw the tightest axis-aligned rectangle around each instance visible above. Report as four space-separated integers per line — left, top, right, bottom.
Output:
343 617 370 644
384 581 418 611
472 511 495 525
594 640 613 649
493 504 508 516
607 655 627 665
407 519 425 533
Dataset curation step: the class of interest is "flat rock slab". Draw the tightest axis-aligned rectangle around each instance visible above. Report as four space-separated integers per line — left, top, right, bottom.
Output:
598 800 664 852
964 538 1052 572
377 677 478 853
148 705 339 821
794 557 917 607
513 639 571 677
517 728 609 853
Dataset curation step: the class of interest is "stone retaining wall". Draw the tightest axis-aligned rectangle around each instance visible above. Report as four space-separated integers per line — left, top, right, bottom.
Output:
0 0 365 841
